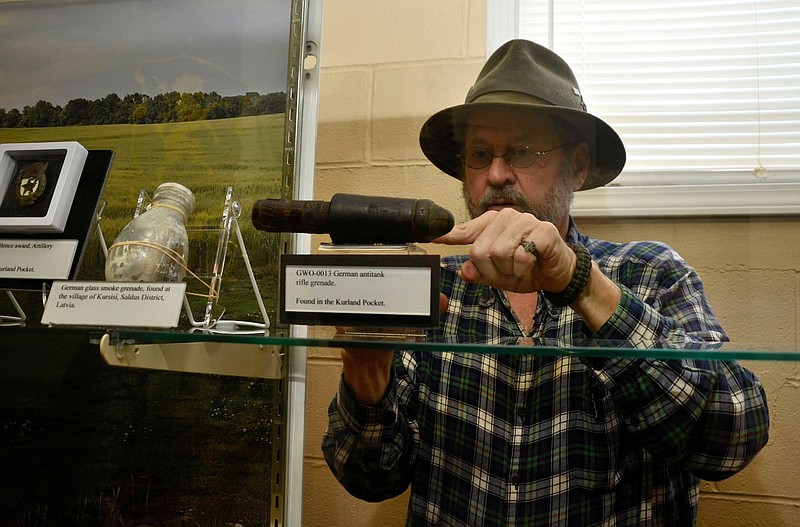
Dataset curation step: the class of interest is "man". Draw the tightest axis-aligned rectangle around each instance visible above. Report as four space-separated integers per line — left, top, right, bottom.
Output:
322 40 769 526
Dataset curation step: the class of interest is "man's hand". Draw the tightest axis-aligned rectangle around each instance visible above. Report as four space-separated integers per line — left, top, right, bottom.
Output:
434 208 621 331
433 208 577 294
337 295 450 406
340 347 395 405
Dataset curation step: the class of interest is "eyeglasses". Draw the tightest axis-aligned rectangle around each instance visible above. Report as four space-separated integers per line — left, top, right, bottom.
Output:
458 144 572 170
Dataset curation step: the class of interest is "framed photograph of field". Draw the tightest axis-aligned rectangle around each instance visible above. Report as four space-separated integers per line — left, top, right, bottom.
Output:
0 0 308 325
0 141 88 233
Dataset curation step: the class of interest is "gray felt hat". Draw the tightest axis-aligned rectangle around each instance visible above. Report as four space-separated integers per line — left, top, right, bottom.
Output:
419 40 626 191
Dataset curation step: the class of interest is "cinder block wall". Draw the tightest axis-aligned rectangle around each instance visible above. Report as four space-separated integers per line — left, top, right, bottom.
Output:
303 1 800 525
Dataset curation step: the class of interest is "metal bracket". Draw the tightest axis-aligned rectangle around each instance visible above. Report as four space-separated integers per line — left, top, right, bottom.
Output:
98 333 282 379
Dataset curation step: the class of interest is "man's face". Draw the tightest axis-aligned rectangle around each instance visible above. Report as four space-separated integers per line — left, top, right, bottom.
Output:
461 107 582 229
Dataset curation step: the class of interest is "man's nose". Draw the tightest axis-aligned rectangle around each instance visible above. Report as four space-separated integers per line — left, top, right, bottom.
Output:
486 155 517 187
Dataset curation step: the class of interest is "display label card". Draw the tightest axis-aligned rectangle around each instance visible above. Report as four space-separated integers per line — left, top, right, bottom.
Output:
0 239 77 279
280 254 440 327
41 281 186 328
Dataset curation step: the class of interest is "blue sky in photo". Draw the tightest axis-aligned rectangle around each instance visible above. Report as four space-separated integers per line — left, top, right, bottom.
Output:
0 0 292 110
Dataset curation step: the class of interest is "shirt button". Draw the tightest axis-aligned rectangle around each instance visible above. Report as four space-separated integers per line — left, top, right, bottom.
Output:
629 415 640 427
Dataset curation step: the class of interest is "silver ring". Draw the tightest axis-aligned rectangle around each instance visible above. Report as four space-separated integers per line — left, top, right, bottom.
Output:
520 240 540 259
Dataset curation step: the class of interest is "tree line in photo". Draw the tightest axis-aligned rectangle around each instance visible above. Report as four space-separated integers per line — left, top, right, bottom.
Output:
0 91 286 128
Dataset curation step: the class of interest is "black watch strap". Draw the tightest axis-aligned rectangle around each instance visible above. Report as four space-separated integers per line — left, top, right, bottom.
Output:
542 243 592 307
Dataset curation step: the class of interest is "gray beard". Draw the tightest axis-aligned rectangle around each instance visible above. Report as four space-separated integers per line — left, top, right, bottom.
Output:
463 162 575 224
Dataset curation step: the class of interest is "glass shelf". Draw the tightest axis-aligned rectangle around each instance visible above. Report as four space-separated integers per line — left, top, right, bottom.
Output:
92 326 800 362
3 325 798 383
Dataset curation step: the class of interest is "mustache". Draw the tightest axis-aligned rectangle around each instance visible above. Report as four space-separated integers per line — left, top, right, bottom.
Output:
474 186 534 215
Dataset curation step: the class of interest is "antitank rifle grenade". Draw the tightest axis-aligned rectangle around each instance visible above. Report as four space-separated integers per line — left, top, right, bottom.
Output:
251 193 455 245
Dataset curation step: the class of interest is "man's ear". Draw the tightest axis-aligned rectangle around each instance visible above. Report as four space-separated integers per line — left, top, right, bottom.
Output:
571 142 591 191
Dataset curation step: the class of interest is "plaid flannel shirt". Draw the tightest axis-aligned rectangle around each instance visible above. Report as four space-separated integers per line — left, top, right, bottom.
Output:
323 220 769 526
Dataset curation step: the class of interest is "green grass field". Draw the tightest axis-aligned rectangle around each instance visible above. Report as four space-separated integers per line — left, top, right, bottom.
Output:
1 115 287 326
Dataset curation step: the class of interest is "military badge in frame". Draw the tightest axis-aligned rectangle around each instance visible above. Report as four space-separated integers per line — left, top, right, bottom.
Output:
0 141 88 233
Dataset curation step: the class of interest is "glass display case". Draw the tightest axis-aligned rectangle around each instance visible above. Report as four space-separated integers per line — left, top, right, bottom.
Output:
1 0 322 525
2 1 798 526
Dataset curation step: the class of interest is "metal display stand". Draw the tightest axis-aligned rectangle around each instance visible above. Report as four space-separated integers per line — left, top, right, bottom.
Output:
98 332 283 379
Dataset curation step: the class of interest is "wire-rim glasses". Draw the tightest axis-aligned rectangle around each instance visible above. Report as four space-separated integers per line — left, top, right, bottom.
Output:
458 143 572 170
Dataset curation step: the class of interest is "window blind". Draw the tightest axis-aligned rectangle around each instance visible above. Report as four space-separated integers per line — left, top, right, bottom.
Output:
515 0 800 188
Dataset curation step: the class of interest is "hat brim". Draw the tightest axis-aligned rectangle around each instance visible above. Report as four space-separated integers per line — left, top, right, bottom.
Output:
419 101 626 191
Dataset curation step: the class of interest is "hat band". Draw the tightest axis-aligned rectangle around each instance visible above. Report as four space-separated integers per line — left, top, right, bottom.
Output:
470 91 553 106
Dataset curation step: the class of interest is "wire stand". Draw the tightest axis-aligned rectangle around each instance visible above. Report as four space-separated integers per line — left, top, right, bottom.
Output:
0 290 27 326
0 281 51 327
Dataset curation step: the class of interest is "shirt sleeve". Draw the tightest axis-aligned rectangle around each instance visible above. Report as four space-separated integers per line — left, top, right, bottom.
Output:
587 356 769 480
593 267 726 345
586 251 769 480
321 357 417 502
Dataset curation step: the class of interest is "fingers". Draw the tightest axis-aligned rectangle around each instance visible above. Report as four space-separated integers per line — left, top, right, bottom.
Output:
435 209 540 249
435 210 538 275
466 210 544 287
432 211 499 245
434 208 565 293
459 260 482 282
439 293 449 315
470 211 537 275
